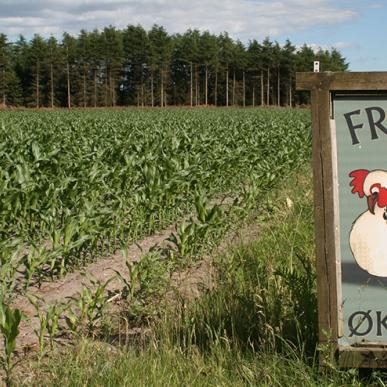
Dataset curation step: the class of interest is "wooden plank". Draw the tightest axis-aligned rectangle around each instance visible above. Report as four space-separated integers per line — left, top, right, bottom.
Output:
310 87 340 367
339 346 387 368
296 72 387 91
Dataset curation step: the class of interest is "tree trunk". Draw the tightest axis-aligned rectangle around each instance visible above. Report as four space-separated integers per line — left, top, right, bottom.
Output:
197 67 200 106
232 71 235 106
289 77 292 107
105 64 109 106
2 67 7 107
83 65 87 108
93 69 97 108
160 67 164 107
205 64 208 106
195 65 198 106
36 61 40 108
242 71 245 107
277 67 280 106
142 83 144 107
110 74 115 107
151 71 154 107
252 86 255 107
266 67 270 106
67 60 71 109
260 70 264 106
2 68 5 106
164 66 167 107
214 70 218 106
190 63 193 107
50 63 54 108
226 68 229 107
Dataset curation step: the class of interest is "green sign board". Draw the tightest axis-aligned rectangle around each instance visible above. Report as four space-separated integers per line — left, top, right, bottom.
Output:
297 72 387 368
334 95 387 345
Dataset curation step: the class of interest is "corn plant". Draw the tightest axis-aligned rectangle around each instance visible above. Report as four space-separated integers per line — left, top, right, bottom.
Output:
0 301 22 387
0 240 23 302
0 108 310 281
65 275 114 335
22 246 48 289
114 250 140 300
29 296 67 355
118 251 173 322
167 193 222 263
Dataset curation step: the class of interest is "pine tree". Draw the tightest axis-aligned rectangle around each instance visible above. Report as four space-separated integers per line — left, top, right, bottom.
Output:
218 33 234 106
62 32 77 108
199 32 218 106
29 34 46 108
0 26 350 107
47 36 61 108
101 26 123 106
0 34 9 106
148 25 171 107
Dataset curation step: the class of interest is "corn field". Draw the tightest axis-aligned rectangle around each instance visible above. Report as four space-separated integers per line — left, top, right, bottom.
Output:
0 108 311 292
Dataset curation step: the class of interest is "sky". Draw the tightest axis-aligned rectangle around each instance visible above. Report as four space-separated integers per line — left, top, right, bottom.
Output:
0 0 385 71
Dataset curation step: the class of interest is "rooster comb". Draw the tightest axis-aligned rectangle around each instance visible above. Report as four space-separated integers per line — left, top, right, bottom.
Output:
349 169 369 198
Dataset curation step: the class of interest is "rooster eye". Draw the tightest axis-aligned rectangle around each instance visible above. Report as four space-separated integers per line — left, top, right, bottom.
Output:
371 185 380 194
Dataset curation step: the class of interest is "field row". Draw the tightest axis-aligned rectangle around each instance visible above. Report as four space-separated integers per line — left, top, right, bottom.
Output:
0 108 311 293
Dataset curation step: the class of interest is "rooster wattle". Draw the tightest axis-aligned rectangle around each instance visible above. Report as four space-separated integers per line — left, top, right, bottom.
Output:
349 169 387 277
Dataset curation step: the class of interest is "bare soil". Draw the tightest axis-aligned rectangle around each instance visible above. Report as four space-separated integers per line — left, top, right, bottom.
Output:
11 225 175 352
9 194 263 355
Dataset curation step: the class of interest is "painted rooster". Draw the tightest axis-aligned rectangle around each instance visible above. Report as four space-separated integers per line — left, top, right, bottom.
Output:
350 169 387 277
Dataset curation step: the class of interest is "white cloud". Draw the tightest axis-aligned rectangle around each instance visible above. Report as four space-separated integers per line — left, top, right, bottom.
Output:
368 2 384 9
0 0 357 40
300 41 356 53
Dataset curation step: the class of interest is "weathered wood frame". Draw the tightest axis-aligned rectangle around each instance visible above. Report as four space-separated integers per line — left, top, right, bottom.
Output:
296 72 387 368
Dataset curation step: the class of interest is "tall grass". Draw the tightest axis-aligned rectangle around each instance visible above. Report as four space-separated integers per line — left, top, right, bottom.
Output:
23 169 373 386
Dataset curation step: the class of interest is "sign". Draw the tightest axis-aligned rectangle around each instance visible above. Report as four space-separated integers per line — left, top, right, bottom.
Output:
335 95 387 345
296 72 387 368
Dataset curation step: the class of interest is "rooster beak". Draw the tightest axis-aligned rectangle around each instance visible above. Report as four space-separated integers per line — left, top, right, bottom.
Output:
367 192 378 214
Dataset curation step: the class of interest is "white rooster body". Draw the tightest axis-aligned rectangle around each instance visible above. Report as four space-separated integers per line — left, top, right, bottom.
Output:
349 169 387 277
350 207 387 276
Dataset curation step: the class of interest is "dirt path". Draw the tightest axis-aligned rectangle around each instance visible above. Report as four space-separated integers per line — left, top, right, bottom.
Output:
10 195 256 353
12 225 176 352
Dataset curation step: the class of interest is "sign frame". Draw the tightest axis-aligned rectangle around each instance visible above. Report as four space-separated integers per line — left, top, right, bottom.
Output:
296 72 387 368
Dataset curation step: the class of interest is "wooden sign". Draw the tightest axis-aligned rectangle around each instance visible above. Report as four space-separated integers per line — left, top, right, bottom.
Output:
296 72 387 368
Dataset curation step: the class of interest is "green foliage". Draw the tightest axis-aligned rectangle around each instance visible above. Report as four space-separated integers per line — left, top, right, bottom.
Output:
1 27 348 107
117 251 173 324
0 107 315 383
65 275 114 336
0 240 21 302
29 296 67 355
0 301 22 386
167 193 223 263
26 169 373 387
0 108 311 288
114 251 141 301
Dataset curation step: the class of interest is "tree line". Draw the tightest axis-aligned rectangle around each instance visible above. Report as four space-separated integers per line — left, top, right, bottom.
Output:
0 25 348 108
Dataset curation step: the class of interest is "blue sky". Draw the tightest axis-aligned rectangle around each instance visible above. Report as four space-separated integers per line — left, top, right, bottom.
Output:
0 0 385 71
285 1 386 71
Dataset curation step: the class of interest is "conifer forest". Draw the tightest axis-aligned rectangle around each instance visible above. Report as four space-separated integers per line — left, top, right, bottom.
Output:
0 25 348 108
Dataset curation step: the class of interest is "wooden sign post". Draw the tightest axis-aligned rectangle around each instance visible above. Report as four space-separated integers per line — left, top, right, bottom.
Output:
297 72 387 368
